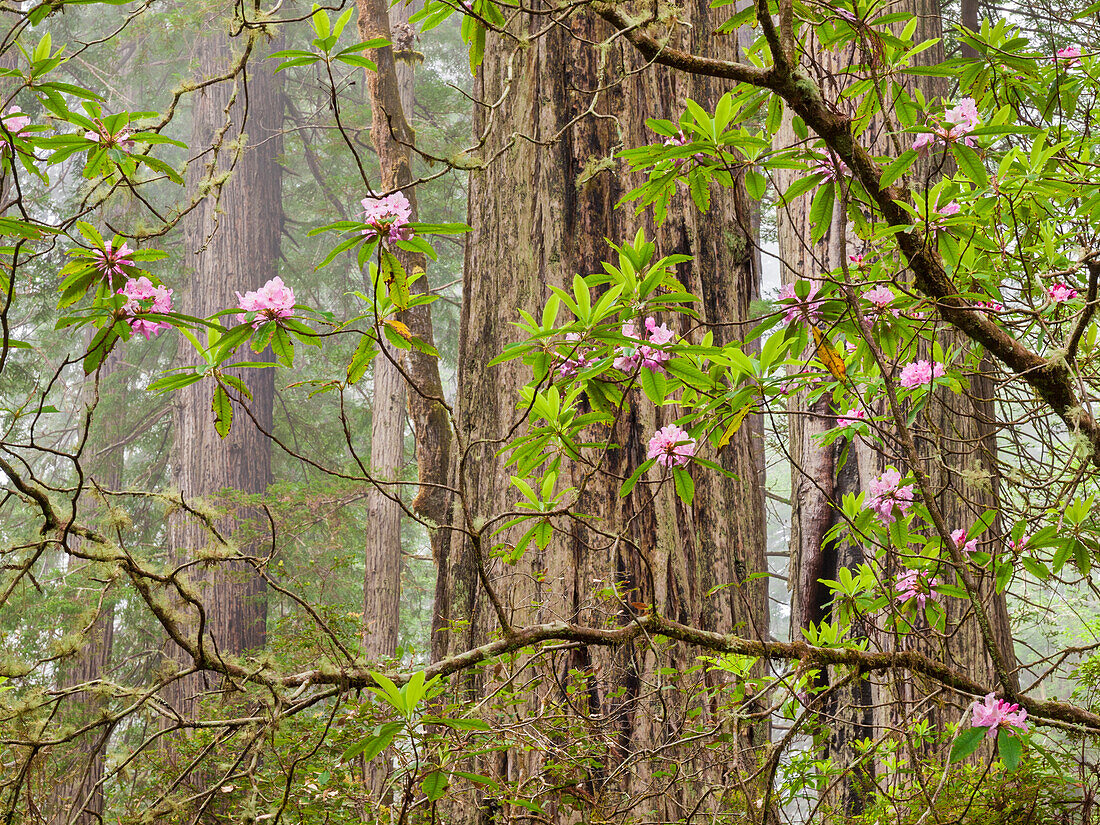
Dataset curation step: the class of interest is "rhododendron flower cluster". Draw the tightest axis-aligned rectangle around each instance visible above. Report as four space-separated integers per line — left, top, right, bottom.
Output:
647 424 696 468
778 282 823 325
951 528 978 557
945 98 980 133
974 300 1004 313
866 468 915 525
614 317 675 373
118 277 172 339
1056 45 1082 65
864 285 895 308
236 277 295 327
663 130 690 148
93 241 135 281
0 106 30 149
554 333 594 378
812 155 850 182
895 569 939 608
912 98 979 153
972 693 1029 735
897 360 950 389
361 192 414 243
837 408 868 426
1049 282 1078 303
1010 533 1032 554
899 360 946 388
85 123 135 152
862 285 902 322
928 201 961 232
660 129 707 170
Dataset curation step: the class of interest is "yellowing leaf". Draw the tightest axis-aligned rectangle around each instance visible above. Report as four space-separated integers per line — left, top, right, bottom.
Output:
381 249 410 310
812 325 847 382
717 404 754 453
383 319 413 339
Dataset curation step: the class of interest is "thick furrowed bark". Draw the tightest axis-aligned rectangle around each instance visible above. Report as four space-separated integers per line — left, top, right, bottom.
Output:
164 26 283 796
436 3 768 819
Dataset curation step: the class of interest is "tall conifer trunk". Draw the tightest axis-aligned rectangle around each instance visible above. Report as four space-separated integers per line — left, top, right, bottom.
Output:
51 351 123 825
776 2 1017 812
166 20 282 710
356 0 451 662
360 0 421 665
437 4 767 820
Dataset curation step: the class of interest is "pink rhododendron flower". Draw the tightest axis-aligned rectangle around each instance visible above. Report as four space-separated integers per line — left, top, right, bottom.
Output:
555 333 594 379
85 122 135 152
899 360 946 388
361 192 414 244
911 131 935 153
118 276 172 339
1049 282 1078 303
951 528 978 557
837 408 867 426
614 317 675 373
972 693 1028 736
812 154 851 182
866 468 915 525
974 300 1004 313
929 201 961 232
848 251 866 266
0 106 30 149
1056 45 1082 65
93 241 135 281
912 98 979 154
945 98 980 133
663 130 688 147
236 276 295 327
1009 533 1031 554
778 282 823 325
646 424 696 468
864 285 895 308
895 569 939 608
661 129 707 167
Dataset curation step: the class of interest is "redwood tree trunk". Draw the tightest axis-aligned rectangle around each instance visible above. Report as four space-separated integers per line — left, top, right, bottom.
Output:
360 0 421 666
356 0 452 656
166 23 282 709
363 348 404 660
437 3 767 819
776 3 1017 812
51 351 123 825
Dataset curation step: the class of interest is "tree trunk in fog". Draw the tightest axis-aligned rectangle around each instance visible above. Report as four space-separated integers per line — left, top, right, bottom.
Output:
436 4 767 820
961 0 980 58
776 2 1016 814
356 0 451 661
51 351 123 825
360 0 421 665
166 23 283 708
363 350 404 661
